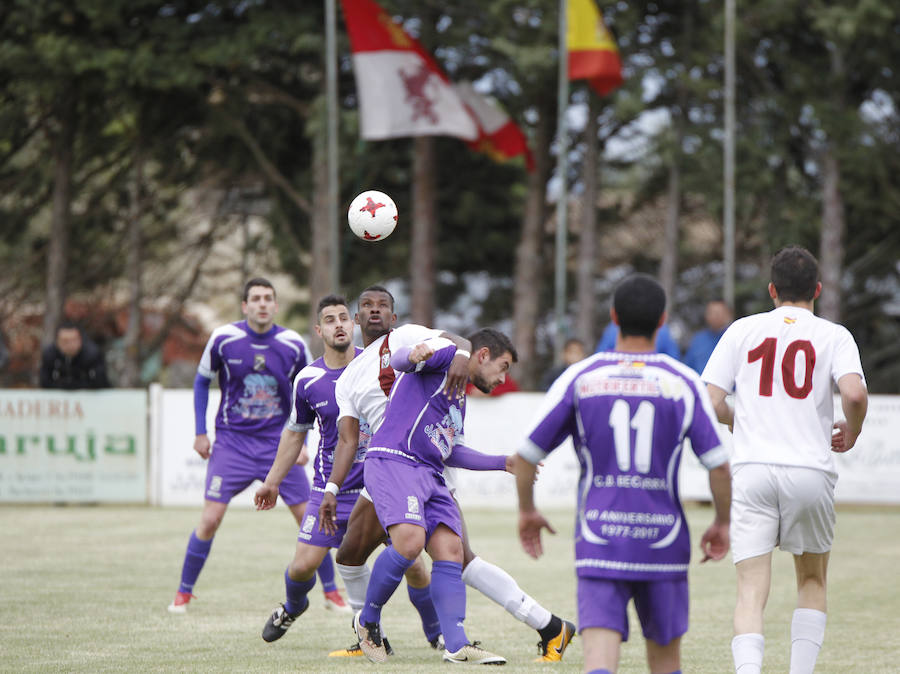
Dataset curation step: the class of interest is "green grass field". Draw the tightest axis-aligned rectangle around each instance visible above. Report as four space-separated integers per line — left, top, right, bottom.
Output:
2 503 898 673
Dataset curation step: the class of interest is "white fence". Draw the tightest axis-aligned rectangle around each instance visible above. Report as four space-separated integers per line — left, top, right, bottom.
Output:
2 387 899 507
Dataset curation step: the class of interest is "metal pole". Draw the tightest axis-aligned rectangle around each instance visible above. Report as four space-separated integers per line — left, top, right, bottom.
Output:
724 0 736 309
326 0 340 292
554 0 569 364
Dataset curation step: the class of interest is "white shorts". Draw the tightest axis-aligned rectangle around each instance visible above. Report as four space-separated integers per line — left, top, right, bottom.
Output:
731 463 836 564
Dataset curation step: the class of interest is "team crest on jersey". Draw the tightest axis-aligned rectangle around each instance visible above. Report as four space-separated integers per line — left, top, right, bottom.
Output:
301 515 316 534
381 352 391 369
237 373 282 419
253 353 266 371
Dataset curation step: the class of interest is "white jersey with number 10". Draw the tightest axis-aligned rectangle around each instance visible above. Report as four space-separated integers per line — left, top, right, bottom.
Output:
702 305 865 475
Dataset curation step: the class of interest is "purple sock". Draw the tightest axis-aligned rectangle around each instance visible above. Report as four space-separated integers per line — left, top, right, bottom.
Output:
430 560 467 652
284 568 314 615
408 584 442 642
359 545 414 625
316 550 337 593
177 531 213 594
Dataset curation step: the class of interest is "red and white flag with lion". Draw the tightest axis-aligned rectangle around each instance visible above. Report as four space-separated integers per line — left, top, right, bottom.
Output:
341 0 479 141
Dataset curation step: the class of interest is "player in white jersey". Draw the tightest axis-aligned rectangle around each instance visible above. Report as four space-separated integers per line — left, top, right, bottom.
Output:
702 246 868 674
321 286 576 662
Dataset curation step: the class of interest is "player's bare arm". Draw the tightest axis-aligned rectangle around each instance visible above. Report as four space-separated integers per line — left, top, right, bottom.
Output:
700 462 731 562
193 434 211 460
705 383 735 430
832 373 868 453
514 457 556 559
438 331 472 399
318 415 360 535
254 427 307 510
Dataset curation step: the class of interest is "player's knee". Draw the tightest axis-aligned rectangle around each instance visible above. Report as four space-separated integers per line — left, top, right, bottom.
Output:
287 558 317 581
405 556 431 587
197 511 224 537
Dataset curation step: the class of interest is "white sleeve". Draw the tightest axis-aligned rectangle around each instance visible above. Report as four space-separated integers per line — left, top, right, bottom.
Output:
701 324 739 393
392 323 443 348
831 325 866 386
335 368 359 422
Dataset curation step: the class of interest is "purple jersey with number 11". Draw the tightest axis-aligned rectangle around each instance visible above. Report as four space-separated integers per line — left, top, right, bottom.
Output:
520 351 728 582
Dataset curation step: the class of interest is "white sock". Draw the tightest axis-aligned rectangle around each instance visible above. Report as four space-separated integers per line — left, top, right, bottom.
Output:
790 608 826 674
335 562 370 613
732 633 764 674
461 556 552 630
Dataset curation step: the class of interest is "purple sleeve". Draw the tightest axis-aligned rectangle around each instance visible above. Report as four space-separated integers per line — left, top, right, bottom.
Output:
390 340 457 374
391 346 415 372
444 444 506 471
193 372 211 435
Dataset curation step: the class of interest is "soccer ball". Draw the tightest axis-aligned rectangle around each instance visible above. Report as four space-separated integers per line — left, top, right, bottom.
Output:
347 190 398 242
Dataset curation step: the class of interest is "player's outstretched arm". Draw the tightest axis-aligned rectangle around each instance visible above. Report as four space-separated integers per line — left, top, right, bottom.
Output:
255 427 307 510
444 443 506 471
833 373 868 453
515 456 555 559
318 415 360 535
700 462 731 562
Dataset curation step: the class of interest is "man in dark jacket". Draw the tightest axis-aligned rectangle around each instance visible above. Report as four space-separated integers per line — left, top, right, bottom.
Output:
39 321 110 389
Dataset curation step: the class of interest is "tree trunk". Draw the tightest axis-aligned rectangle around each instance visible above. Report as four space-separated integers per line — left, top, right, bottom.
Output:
575 92 598 348
43 98 76 345
121 145 145 388
513 112 551 389
308 120 332 356
819 147 844 322
410 136 437 327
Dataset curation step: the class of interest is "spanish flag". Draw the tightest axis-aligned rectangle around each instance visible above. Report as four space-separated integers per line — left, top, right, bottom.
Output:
568 0 623 96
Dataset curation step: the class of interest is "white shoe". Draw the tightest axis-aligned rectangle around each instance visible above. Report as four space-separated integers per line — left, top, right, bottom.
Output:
353 610 388 664
442 642 507 665
323 589 352 613
167 591 194 614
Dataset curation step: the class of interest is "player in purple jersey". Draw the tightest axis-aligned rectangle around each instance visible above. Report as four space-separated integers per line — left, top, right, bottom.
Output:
168 279 334 614
515 275 732 674
354 328 517 665
321 287 576 662
254 295 365 641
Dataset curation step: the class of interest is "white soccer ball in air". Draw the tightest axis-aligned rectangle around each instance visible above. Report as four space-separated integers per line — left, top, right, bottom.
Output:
348 190 398 242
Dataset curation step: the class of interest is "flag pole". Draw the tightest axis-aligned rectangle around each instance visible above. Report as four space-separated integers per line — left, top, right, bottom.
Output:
554 0 569 365
326 0 340 292
723 0 736 309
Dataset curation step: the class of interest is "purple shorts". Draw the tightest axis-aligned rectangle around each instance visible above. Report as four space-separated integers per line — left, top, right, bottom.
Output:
363 456 461 540
205 430 310 505
296 488 362 548
577 576 688 645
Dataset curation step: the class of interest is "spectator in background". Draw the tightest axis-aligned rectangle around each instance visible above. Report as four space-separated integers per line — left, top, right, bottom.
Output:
595 321 682 360
39 321 110 389
539 337 587 391
684 300 733 374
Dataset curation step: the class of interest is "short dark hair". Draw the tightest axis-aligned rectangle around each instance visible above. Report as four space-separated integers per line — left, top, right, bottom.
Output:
358 284 395 311
243 277 276 302
467 328 518 363
317 294 349 320
771 246 819 302
613 274 666 339
56 319 81 334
